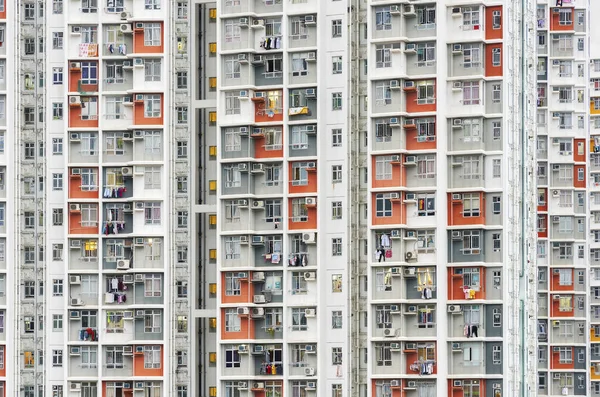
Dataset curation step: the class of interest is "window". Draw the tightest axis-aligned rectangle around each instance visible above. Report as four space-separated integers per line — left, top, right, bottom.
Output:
375 156 392 180
52 209 63 225
52 314 63 331
80 98 98 120
145 0 161 10
462 194 480 217
558 9 572 26
144 202 161 225
225 91 240 115
332 92 342 110
143 310 161 333
416 42 436 67
223 56 240 79
144 59 161 82
375 343 392 366
332 201 342 220
144 95 161 118
264 54 283 78
332 56 342 74
80 62 97 84
417 80 435 104
52 350 63 367
144 346 161 369
176 106 188 124
332 165 342 183
53 0 63 13
332 238 342 256
375 81 391 106
25 38 35 55
375 121 392 143
144 23 162 46
332 347 342 365
493 159 501 178
176 176 188 194
332 19 342 37
290 17 307 40
416 118 435 142
52 173 63 190
52 103 63 120
492 48 501 66
52 32 63 49
492 84 501 103
291 162 310 185
462 232 481 255
462 81 480 105
375 7 392 30
225 309 241 332
331 311 343 329
417 5 436 28
416 155 435 179
462 6 480 30
144 274 161 297
291 308 308 331
177 141 188 159
375 194 393 218
375 44 393 68
492 10 501 29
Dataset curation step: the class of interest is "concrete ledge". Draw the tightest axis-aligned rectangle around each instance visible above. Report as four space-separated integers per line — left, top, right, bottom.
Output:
193 99 217 109
194 204 217 213
193 309 217 318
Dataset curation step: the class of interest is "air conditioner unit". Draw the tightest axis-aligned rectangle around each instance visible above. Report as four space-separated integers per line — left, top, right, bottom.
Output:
237 307 250 316
404 5 416 16
135 202 144 211
452 231 462 239
134 382 144 390
254 294 266 303
404 156 416 164
70 346 81 356
405 193 416 201
252 19 265 28
70 240 81 249
69 96 81 106
238 344 249 352
405 251 417 261
390 5 401 15
71 298 84 306
252 272 265 282
252 55 264 64
238 90 249 99
238 53 248 63
71 26 81 34
123 60 132 68
70 383 81 391
238 163 248 171
453 380 463 388
389 193 400 200
123 346 133 354
390 267 401 275
120 12 131 20
452 7 462 16
448 305 462 313
405 43 416 53
252 200 264 209
552 59 560 66
453 119 463 127
404 118 415 126
304 367 316 376
239 17 249 27
390 80 400 89
254 92 265 98
134 237 145 247
123 96 132 104
307 52 316 61
135 310 145 318
390 343 402 351
552 216 560 223
305 88 316 97
70 62 81 70
303 232 317 244
134 130 144 138
306 345 316 353
389 117 400 126
135 22 144 29
134 58 144 67
452 44 463 53
305 197 316 206
306 382 316 390
404 267 416 276
553 190 560 197
391 229 401 239
252 383 265 390
452 342 462 351
121 167 132 176
135 94 144 102
251 308 264 317
552 86 560 93
307 162 317 168
237 382 248 390
405 343 417 350
407 305 417 313
69 204 81 212
117 260 130 270
452 81 463 90
406 230 416 239
123 274 134 283
305 308 316 317
304 15 316 25
239 235 249 244
69 310 80 319
404 81 415 89
251 236 264 245
304 272 316 281
383 328 395 337
390 305 401 313
407 381 417 388
70 276 81 285
251 163 264 174
452 193 462 200
238 199 249 207
120 24 133 33
390 380 401 387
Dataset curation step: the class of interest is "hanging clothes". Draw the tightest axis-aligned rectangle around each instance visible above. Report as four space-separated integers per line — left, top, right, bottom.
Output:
380 234 391 248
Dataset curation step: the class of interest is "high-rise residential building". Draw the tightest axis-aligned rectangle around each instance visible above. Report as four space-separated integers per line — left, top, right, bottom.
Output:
1 0 600 396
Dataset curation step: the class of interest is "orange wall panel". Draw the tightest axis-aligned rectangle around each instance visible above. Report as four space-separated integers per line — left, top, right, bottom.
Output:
404 347 437 375
574 139 586 162
254 132 284 159
551 348 575 370
371 193 406 226
446 193 486 226
68 173 100 199
0 8 6 19
549 8 574 31
448 268 486 300
221 273 255 304
133 346 164 377
133 96 164 125
288 203 317 230
133 23 164 53
69 105 99 128
221 308 255 340
591 327 600 341
550 294 574 317
574 166 585 188
405 126 436 151
371 157 405 189
69 212 97 235
288 163 317 194
69 68 98 93
550 269 574 292
485 6 503 40
485 44 503 77
405 81 436 113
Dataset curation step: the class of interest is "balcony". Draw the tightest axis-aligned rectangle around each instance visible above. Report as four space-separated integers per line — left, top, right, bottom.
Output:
68 346 99 377
447 341 503 375
447 303 504 339
102 347 134 377
288 88 317 121
68 239 99 271
447 266 504 300
102 26 134 57
69 276 100 306
371 266 437 304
